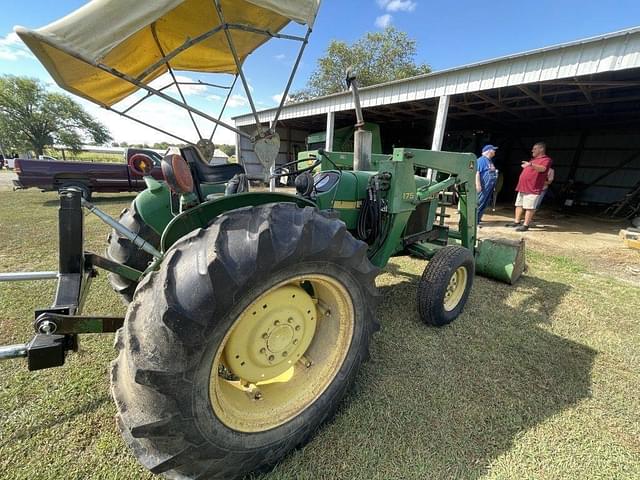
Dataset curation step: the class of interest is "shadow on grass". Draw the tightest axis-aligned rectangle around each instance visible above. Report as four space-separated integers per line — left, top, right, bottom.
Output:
264 268 596 479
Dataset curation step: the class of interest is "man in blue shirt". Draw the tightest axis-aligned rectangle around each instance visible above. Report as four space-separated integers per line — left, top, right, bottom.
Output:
476 144 498 224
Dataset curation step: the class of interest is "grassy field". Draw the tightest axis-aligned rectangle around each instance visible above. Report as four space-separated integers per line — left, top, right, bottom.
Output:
43 149 124 163
0 189 639 480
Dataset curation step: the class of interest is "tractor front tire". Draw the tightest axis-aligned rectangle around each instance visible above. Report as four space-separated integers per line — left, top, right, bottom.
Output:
111 203 379 479
106 201 160 303
417 245 474 326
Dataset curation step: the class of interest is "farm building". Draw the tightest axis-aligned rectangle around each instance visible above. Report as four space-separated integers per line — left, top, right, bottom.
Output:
233 26 640 207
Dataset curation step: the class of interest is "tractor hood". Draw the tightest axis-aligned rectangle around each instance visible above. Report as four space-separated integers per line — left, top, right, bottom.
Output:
15 0 320 107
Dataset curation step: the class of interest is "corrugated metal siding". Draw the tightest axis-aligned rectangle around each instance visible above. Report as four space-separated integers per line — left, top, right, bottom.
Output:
238 126 308 179
234 27 640 127
502 132 640 205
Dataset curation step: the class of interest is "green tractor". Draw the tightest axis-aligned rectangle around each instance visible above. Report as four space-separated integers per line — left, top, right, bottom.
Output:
1 1 524 479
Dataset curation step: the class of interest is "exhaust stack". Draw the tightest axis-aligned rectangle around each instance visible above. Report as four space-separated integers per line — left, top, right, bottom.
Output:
346 69 372 171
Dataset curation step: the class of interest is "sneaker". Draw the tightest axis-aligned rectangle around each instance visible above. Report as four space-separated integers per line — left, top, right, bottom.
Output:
514 224 529 232
505 221 522 227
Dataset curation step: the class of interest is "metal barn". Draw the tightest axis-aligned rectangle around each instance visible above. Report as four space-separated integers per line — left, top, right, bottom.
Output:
233 26 640 206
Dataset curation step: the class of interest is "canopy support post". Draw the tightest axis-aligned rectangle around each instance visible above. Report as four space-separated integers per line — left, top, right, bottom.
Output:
213 0 264 133
209 75 239 142
105 106 192 145
121 82 174 115
271 26 312 128
28 32 254 139
151 24 203 140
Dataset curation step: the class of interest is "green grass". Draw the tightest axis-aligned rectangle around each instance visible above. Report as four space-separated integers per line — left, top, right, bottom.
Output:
1 189 639 479
43 149 124 163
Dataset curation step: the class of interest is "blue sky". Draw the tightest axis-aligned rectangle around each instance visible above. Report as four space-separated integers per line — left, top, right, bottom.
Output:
1 0 639 146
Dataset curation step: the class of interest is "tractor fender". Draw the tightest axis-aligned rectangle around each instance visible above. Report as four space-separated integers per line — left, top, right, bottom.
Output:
160 192 317 251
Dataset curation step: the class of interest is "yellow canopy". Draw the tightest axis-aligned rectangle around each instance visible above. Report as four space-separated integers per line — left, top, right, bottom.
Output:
15 0 320 107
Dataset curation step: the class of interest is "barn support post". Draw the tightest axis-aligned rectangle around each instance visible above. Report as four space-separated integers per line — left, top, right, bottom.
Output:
429 95 450 178
325 111 335 151
235 131 242 165
431 95 450 151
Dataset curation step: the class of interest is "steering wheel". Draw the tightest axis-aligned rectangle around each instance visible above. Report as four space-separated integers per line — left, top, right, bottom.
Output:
271 150 324 179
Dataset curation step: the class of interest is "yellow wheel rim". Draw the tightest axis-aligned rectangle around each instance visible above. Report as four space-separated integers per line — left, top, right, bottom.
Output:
209 274 354 432
443 266 468 312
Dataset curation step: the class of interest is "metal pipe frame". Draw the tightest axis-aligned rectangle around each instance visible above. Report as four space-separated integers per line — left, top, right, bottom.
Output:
151 23 203 140
210 75 238 142
81 199 163 259
0 344 27 360
0 272 58 282
271 26 312 128
213 0 263 132
103 106 192 145
225 23 306 42
121 82 176 114
23 30 252 140
23 2 314 147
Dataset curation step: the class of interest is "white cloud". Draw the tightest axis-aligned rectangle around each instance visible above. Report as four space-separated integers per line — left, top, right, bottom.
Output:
271 92 288 105
207 94 223 102
377 0 416 12
227 94 248 108
275 53 286 61
375 14 393 28
0 32 34 61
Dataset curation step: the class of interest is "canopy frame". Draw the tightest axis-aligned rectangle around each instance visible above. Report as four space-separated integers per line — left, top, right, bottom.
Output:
26 0 314 147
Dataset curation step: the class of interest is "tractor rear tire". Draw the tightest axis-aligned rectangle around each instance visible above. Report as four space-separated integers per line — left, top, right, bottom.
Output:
106 201 160 303
111 203 379 480
417 245 474 326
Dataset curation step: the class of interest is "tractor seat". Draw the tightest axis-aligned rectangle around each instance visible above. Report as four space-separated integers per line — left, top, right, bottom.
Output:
192 161 245 184
181 145 245 184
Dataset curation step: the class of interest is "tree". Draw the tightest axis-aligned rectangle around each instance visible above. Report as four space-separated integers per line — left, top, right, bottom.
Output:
152 142 169 150
217 144 235 157
0 75 111 156
291 26 430 100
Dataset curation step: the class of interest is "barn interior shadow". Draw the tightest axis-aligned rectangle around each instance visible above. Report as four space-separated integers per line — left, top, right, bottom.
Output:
259 263 596 479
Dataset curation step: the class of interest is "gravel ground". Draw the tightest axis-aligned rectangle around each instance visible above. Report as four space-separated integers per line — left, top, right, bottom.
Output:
0 170 17 190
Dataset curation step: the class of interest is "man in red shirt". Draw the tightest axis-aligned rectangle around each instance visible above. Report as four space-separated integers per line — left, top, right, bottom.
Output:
506 142 553 232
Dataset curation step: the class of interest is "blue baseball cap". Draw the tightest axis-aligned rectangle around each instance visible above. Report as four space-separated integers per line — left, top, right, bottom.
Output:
482 144 499 153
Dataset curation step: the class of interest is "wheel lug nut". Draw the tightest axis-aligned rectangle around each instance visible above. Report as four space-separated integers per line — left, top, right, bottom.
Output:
260 348 266 354
293 339 298 345
268 355 275 361
262 333 268 339
288 317 293 323
274 320 280 326
295 325 301 331
282 351 288 357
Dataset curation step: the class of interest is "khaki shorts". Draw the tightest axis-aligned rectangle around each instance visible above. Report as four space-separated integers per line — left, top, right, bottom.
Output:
515 192 540 210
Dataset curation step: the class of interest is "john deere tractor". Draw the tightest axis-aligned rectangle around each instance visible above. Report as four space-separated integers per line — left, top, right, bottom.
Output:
1 1 524 479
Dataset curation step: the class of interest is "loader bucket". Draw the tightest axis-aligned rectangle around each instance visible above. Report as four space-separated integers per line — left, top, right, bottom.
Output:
475 237 525 284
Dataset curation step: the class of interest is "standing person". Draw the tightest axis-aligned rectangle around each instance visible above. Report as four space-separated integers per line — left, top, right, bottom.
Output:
476 144 498 225
533 166 554 209
506 142 553 232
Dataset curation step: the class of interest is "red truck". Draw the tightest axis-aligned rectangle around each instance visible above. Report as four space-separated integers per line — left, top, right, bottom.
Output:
12 148 164 200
